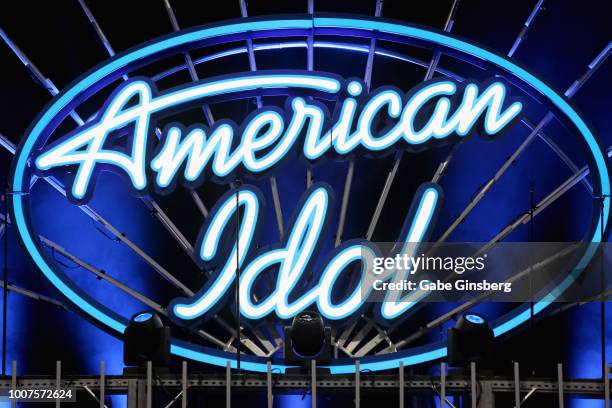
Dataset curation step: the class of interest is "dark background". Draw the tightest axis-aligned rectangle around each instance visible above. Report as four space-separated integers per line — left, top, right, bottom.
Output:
0 0 611 406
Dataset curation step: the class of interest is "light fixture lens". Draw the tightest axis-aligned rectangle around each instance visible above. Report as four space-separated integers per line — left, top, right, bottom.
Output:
465 313 485 325
134 312 153 322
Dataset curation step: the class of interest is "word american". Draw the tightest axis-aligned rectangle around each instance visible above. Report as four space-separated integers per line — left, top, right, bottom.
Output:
35 72 522 202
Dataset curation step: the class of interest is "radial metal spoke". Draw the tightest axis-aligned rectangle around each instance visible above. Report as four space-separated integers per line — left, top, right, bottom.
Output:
159 0 213 218
382 244 581 354
348 0 458 354
161 0 215 128
77 0 210 220
508 0 546 58
352 315 392 357
378 145 612 354
0 27 253 352
75 0 269 352
335 0 384 249
335 317 359 350
39 234 230 350
482 145 612 252
0 28 83 126
431 0 545 184
334 0 386 348
522 118 591 193
213 314 266 356
0 134 192 294
221 1 287 347
334 160 355 247
351 0 595 358
1 279 68 311
436 44 610 244
0 214 69 311
365 0 461 241
306 0 314 188
0 28 199 268
1 212 229 348
239 0 285 240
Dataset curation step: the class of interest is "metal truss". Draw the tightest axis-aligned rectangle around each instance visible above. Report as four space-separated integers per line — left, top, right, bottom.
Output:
0 361 609 408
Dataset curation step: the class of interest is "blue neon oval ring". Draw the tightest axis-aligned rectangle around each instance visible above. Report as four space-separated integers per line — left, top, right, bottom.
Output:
10 16 610 374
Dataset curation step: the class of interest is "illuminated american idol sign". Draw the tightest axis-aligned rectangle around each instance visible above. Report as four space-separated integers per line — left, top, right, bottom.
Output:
11 16 609 373
34 73 522 321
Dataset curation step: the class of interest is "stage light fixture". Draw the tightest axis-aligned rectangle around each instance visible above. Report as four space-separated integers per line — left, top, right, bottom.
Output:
123 311 170 370
284 310 331 368
447 312 494 366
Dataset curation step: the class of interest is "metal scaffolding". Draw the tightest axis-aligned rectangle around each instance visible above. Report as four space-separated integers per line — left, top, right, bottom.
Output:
0 360 610 408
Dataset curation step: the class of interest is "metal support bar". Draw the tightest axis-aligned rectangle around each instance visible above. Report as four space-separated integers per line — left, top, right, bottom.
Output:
480 381 495 408
160 0 215 218
558 363 564 408
514 362 521 408
226 361 231 408
84 385 109 408
605 363 610 408
520 387 538 405
399 362 404 408
238 0 284 240
267 361 273 408
471 362 477 408
508 0 545 57
0 28 83 126
0 373 609 394
3 141 242 352
311 359 317 408
147 361 152 408
269 176 284 239
37 233 228 349
162 0 214 126
214 315 265 355
365 0 458 242
79 0 210 221
100 360 105 408
335 0 383 249
76 0 117 58
11 360 16 408
0 277 67 311
182 361 187 408
56 360 61 408
436 113 552 243
345 317 373 354
127 378 137 408
356 360 360 408
366 153 401 240
163 391 183 408
437 42 610 244
335 160 355 247
441 362 446 407
306 0 314 193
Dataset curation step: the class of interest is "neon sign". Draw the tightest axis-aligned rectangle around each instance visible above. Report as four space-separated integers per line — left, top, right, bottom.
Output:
33 72 520 322
11 16 609 373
